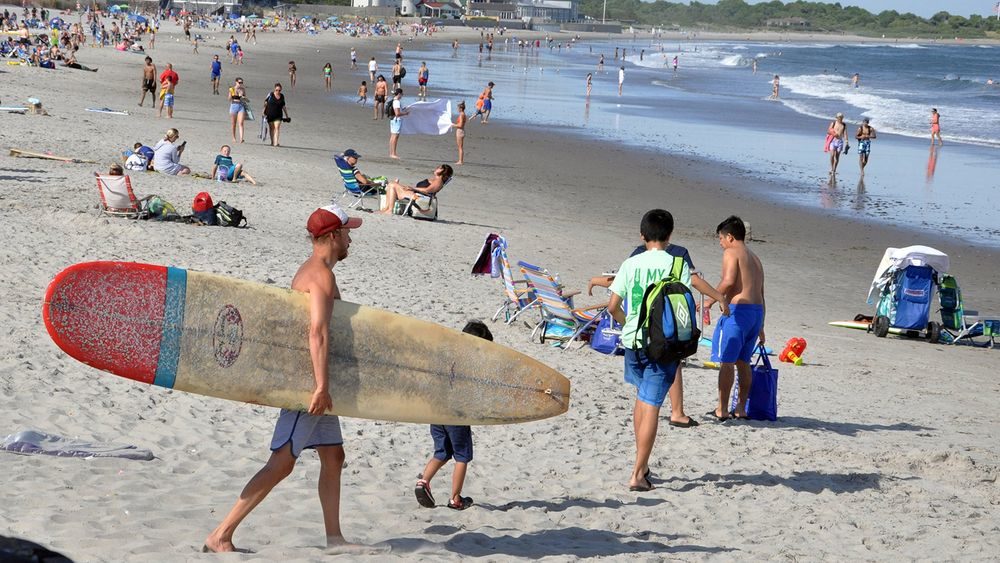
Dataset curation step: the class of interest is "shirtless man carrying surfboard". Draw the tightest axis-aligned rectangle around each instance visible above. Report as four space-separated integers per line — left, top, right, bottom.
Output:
204 204 364 553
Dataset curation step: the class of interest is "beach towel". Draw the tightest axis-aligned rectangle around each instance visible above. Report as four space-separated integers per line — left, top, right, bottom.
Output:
399 98 452 135
471 232 501 276
1 429 154 460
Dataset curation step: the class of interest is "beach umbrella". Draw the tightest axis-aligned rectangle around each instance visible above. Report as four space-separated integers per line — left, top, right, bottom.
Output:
109 5 120 13
133 15 147 24
119 4 130 9
49 17 63 28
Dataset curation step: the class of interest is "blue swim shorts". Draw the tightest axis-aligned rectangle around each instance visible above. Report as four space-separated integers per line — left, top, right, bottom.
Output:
270 409 343 458
390 117 401 134
482 99 492 111
163 93 174 108
712 304 764 364
624 348 678 408
431 424 473 463
858 140 871 155
829 137 843 153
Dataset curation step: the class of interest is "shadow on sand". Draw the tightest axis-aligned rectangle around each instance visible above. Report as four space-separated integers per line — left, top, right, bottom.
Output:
769 417 934 437
383 526 734 558
658 470 909 495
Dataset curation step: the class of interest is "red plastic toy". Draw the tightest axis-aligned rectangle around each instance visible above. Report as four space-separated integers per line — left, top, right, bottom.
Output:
779 337 807 366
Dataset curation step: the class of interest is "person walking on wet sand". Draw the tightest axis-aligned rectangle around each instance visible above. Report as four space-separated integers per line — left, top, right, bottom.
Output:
856 117 876 175
203 204 363 554
388 88 408 159
769 74 780 99
413 320 492 511
478 81 494 123
827 112 847 176
930 108 943 146
138 56 156 107
618 66 624 96
707 216 765 422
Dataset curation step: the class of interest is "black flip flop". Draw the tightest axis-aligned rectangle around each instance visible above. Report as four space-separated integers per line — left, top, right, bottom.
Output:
447 496 474 510
669 417 700 428
629 477 654 492
705 410 730 422
414 480 435 508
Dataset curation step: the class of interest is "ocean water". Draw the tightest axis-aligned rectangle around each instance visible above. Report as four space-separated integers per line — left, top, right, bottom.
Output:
392 38 1000 246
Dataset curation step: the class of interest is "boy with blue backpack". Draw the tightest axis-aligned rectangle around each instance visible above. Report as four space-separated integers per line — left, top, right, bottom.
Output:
607 209 729 492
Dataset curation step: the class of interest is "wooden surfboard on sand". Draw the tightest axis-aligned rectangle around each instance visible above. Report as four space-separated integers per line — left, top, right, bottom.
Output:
43 262 570 425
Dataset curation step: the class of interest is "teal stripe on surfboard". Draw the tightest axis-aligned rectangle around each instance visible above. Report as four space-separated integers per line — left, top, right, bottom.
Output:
153 267 187 389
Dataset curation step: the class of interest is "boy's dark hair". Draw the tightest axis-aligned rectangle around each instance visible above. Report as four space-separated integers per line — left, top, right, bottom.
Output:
716 215 746 241
640 209 673 243
462 320 493 341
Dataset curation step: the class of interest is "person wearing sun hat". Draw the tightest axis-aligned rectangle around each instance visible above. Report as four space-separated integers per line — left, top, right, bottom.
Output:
204 202 363 553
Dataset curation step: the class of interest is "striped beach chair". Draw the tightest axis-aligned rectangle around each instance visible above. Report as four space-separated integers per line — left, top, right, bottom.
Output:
334 155 381 210
518 261 606 349
490 240 539 324
95 172 144 219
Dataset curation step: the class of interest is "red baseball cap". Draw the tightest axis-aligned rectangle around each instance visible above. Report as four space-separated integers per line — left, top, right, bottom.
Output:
307 204 362 238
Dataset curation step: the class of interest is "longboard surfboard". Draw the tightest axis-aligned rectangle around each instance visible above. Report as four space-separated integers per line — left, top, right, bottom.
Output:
43 262 570 425
828 320 913 336
9 148 97 163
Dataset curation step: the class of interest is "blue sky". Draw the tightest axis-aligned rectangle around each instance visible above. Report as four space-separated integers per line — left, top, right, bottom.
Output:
685 1 997 18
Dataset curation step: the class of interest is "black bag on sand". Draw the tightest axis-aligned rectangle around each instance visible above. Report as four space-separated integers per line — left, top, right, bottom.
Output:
215 201 248 227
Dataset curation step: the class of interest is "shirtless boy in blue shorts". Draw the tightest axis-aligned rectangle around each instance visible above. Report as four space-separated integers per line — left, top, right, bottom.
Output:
709 216 765 421
608 210 729 491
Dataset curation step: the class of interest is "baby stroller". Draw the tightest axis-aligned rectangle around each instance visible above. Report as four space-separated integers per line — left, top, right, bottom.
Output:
866 245 949 342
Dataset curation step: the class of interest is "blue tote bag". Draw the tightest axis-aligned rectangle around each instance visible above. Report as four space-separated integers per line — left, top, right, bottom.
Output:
730 345 778 421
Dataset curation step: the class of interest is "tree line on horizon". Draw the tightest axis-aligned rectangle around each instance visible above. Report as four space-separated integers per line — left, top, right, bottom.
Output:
577 0 1000 38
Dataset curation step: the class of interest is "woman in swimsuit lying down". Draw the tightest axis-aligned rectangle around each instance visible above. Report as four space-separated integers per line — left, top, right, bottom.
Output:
379 164 453 215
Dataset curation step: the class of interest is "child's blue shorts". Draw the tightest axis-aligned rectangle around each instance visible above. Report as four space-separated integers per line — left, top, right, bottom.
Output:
431 424 473 463
624 348 678 408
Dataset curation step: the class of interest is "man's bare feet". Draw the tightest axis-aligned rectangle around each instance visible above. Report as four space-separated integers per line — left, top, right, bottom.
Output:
389 155 399 159
455 161 463 165
202 535 237 553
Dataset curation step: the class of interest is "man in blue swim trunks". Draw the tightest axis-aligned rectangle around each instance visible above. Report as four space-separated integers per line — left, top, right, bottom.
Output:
708 216 765 421
608 210 729 491
204 204 363 553
855 117 876 175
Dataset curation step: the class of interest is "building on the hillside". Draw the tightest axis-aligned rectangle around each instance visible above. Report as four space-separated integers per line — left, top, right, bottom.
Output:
414 1 464 18
765 17 810 27
353 0 402 10
515 0 576 22
466 0 517 20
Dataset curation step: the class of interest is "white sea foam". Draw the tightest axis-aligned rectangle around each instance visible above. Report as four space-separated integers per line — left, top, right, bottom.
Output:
720 54 747 67
780 73 1000 147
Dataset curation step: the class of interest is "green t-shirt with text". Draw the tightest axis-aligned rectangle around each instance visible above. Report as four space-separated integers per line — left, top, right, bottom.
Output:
609 249 692 350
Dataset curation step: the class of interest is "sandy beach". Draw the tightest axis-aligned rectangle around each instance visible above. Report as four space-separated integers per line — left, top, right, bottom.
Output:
2 15 1000 561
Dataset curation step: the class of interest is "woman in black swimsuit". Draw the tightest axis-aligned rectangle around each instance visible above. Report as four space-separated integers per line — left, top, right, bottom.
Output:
261 82 289 147
379 164 453 214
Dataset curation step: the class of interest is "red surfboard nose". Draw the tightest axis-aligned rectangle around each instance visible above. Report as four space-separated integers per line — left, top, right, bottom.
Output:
43 262 168 384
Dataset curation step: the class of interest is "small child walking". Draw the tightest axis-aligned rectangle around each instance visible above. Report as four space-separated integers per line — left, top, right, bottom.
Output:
357 81 368 106
414 320 492 510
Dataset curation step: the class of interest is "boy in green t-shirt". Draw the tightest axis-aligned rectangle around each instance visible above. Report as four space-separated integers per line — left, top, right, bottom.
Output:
607 209 729 492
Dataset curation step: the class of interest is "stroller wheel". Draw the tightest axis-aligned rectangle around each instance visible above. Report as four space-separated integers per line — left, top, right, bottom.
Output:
873 316 890 338
926 322 940 343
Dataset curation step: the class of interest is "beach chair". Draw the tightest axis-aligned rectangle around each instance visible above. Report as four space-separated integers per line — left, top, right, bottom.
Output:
938 275 999 348
399 177 452 221
518 261 606 349
490 241 539 325
333 155 381 210
95 172 145 219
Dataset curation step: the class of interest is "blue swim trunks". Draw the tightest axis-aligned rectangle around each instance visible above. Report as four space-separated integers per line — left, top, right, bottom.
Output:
624 348 678 407
712 304 764 364
390 116 401 134
482 99 492 111
431 424 473 463
858 139 871 155
163 93 174 107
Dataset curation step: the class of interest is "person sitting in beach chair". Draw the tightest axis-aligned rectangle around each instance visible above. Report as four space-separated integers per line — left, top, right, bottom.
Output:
334 148 385 210
95 165 144 219
378 164 453 218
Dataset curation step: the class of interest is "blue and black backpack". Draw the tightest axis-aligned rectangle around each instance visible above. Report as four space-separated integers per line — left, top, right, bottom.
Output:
634 256 700 363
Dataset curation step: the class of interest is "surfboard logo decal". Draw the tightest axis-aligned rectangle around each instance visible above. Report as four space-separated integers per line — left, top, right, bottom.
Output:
213 305 244 368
